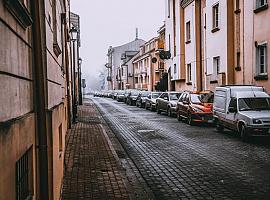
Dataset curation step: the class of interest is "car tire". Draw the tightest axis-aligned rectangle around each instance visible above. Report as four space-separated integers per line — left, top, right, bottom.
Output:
156 105 161 114
167 108 172 117
187 113 194 126
216 120 224 133
150 104 154 111
177 112 182 121
240 125 249 142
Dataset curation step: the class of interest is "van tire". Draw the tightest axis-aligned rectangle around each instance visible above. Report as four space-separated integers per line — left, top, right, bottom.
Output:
177 112 182 121
240 125 249 142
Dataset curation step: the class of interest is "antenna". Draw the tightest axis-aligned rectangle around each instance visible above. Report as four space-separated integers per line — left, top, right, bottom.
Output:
136 28 138 40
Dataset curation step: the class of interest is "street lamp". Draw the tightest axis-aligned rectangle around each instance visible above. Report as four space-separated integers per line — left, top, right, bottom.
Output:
70 26 78 123
78 57 83 105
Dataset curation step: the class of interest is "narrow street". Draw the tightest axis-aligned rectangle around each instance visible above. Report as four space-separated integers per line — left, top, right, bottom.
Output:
92 96 270 200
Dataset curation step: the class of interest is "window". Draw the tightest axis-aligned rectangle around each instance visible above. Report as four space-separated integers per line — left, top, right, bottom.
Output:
187 64 192 83
16 147 33 200
256 43 267 75
256 0 268 8
213 56 220 75
212 3 219 30
186 21 191 42
174 64 176 74
59 124 63 152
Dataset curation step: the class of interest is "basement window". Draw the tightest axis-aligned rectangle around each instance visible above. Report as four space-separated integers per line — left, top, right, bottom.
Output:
16 147 33 200
254 0 268 13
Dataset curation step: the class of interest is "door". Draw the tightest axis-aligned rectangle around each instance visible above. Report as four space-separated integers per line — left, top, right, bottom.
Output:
226 98 238 130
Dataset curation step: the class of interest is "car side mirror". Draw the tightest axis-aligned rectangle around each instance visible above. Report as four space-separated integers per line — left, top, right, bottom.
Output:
183 101 188 105
228 107 237 113
164 97 168 101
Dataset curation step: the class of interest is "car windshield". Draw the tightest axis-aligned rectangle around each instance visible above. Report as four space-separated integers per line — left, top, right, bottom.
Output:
190 93 214 104
169 93 181 100
141 92 150 97
131 91 139 96
238 98 270 111
118 91 125 95
152 93 161 99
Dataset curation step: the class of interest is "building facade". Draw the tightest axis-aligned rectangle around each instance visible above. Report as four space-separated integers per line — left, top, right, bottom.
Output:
0 0 79 199
165 0 270 93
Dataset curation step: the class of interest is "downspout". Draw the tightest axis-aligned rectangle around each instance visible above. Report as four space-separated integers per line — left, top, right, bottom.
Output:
62 13 72 129
198 0 203 91
31 0 49 199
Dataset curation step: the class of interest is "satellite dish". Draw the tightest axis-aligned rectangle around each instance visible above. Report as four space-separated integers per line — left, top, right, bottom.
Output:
152 57 157 63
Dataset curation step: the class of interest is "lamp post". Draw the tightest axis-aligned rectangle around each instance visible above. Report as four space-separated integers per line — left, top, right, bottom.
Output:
78 57 83 105
70 26 78 123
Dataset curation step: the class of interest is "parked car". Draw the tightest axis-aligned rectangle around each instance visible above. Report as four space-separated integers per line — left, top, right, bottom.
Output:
136 91 151 108
213 85 270 142
145 92 162 111
124 89 133 103
126 90 140 106
116 91 125 102
177 91 214 125
156 92 182 116
112 90 120 100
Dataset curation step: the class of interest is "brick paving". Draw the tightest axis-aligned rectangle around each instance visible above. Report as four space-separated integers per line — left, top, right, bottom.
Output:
61 101 129 200
93 97 270 200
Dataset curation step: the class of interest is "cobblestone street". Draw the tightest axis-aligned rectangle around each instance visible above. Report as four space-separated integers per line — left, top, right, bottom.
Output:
92 97 270 200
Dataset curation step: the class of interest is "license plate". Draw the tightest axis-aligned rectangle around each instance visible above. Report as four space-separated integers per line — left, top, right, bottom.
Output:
208 120 213 123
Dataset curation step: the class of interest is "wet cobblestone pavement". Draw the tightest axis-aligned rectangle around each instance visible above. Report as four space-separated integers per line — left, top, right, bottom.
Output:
93 97 270 200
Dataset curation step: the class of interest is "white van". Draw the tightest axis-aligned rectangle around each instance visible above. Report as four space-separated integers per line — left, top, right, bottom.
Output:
213 86 270 141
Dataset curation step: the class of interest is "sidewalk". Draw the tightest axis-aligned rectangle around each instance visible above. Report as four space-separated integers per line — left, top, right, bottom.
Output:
61 100 129 199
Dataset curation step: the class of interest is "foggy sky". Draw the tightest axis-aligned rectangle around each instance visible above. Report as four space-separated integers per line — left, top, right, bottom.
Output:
70 0 165 91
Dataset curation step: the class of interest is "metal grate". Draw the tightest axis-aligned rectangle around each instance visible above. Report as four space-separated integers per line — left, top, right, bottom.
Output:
16 148 31 200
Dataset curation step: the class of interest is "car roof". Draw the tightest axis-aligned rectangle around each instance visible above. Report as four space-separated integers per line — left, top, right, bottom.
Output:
236 91 269 98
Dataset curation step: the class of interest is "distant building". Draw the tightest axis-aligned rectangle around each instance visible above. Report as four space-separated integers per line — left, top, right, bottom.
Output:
106 38 145 90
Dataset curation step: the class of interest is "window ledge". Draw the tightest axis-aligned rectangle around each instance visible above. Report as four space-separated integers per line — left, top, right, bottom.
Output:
210 80 218 84
186 82 192 85
185 40 191 44
4 0 32 29
211 27 220 33
254 74 268 80
254 4 268 13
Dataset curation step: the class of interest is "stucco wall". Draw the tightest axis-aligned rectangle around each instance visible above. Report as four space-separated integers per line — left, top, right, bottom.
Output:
0 114 36 200
205 0 228 76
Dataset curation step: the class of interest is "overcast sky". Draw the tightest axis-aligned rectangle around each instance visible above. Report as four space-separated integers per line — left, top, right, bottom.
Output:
70 0 165 90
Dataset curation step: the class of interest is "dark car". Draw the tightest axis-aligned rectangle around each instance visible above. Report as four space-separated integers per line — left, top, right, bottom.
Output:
126 90 140 106
177 91 214 125
156 92 182 117
116 91 125 102
145 92 162 111
136 91 151 108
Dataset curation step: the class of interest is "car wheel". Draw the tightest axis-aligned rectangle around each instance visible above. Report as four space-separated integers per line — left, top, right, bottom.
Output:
156 105 161 114
240 124 249 142
215 120 224 132
150 104 154 111
187 113 194 126
167 108 172 117
177 112 182 121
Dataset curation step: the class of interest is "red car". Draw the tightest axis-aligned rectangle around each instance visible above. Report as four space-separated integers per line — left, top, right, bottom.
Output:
176 91 214 125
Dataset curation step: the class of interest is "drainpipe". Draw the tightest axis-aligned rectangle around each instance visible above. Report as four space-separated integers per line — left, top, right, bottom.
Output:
198 0 203 91
31 0 49 199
